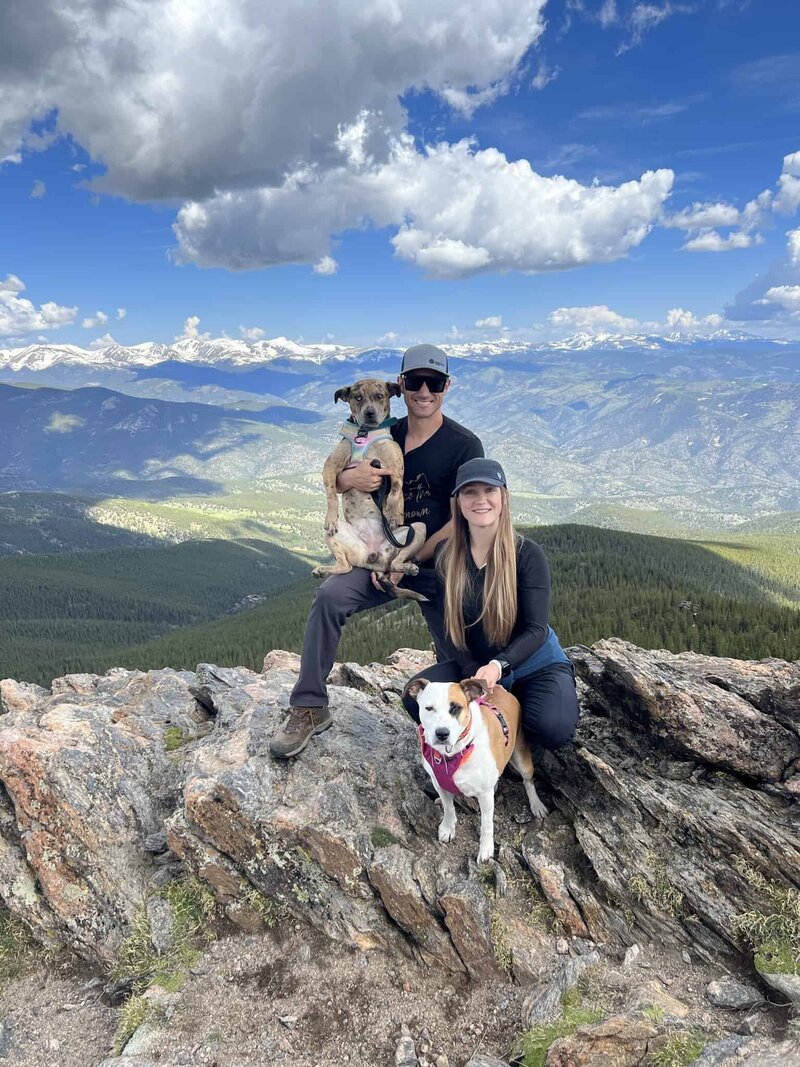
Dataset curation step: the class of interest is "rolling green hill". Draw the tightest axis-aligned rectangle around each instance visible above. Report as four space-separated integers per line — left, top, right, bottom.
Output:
0 538 311 684
2 525 797 687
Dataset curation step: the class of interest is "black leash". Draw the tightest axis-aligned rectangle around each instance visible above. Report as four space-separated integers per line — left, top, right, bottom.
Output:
369 458 412 549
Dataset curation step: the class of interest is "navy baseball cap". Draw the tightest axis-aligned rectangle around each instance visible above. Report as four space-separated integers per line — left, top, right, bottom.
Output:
452 458 508 496
401 343 449 377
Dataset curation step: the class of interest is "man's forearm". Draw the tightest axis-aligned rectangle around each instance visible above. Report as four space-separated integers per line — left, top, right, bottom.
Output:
415 519 453 562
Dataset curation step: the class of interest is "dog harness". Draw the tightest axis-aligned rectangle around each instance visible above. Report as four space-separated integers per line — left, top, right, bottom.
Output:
340 417 397 468
418 719 475 795
477 697 510 747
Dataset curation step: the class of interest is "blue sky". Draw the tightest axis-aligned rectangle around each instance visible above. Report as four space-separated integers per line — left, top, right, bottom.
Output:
1 0 799 349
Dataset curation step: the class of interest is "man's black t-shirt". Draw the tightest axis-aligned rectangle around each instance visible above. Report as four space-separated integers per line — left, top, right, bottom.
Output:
391 415 483 539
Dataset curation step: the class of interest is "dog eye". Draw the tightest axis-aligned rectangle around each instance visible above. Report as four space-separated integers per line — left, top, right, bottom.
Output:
353 393 362 402
424 705 434 712
449 702 461 716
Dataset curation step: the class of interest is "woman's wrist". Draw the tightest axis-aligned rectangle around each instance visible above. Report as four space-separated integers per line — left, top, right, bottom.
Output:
489 657 511 679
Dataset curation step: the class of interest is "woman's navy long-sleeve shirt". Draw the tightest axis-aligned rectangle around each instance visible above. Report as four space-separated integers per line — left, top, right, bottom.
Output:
434 536 552 674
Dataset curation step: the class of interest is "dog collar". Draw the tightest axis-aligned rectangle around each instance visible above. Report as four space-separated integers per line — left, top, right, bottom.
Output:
417 718 475 796
340 418 397 466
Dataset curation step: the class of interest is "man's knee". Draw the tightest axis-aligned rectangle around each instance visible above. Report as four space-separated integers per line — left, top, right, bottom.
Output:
311 573 369 622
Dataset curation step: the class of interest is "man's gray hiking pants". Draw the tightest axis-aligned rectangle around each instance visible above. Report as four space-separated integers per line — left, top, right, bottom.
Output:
289 566 445 709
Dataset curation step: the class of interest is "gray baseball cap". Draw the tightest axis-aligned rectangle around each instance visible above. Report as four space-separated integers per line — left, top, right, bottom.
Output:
452 458 507 496
401 343 449 377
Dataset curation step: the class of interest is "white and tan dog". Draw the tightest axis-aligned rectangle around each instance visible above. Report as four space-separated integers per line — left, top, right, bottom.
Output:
406 677 547 862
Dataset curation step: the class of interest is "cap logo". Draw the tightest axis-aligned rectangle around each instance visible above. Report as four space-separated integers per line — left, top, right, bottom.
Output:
429 358 438 365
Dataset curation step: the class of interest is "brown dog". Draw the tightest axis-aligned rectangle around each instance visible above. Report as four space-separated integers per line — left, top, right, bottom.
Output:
312 378 426 588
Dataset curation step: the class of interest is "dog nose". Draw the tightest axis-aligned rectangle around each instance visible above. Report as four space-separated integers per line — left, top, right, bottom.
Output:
435 727 450 742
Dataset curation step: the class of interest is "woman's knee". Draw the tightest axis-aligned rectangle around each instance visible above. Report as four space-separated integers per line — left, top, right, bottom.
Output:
520 675 580 750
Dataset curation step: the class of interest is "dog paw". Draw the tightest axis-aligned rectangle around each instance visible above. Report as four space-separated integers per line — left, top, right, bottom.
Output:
404 562 419 576
529 797 548 819
477 841 495 863
438 821 456 844
311 566 324 578
324 521 338 536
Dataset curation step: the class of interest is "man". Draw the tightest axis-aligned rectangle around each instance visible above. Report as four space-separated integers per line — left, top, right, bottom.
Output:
270 343 484 759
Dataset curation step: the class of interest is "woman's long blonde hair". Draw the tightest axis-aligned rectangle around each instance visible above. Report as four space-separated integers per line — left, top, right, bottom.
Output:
437 486 519 650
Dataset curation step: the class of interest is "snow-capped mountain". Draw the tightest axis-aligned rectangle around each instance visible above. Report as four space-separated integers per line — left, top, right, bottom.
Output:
2 329 795 376
0 336 357 373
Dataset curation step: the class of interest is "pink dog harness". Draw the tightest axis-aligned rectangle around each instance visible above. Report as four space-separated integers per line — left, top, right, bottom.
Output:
418 723 475 795
418 698 510 796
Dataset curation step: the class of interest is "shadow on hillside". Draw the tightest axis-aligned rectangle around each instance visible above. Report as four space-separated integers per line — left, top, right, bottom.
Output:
0 491 167 556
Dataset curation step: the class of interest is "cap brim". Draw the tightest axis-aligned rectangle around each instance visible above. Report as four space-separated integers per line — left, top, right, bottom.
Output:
452 477 505 496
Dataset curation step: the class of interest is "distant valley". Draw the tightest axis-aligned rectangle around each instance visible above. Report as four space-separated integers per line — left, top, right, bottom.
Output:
1 332 799 533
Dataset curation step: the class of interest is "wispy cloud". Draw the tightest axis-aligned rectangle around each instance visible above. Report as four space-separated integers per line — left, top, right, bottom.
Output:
579 95 704 124
30 180 46 199
531 60 560 91
732 53 800 110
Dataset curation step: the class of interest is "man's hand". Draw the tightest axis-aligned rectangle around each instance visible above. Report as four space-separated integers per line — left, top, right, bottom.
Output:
474 661 502 691
336 461 392 494
371 570 404 593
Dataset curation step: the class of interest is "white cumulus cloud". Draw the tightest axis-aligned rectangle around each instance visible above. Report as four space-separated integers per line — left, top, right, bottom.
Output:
475 315 503 328
30 179 46 198
548 305 639 333
0 274 77 337
665 308 723 331
774 151 800 215
0 0 683 281
761 285 800 312
682 230 762 253
88 332 116 349
788 228 800 266
116 307 127 320
176 315 210 341
82 310 108 328
240 325 265 340
378 331 399 345
175 135 674 278
0 0 547 201
313 256 339 276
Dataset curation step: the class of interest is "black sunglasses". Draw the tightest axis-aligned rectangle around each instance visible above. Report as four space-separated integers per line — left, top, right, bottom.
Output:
402 373 448 393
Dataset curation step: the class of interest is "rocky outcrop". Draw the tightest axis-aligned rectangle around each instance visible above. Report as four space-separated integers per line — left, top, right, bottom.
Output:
0 640 799 1062
536 640 800 963
0 667 211 961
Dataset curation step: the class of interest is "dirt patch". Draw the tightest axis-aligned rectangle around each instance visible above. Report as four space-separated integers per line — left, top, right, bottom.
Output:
0 916 789 1067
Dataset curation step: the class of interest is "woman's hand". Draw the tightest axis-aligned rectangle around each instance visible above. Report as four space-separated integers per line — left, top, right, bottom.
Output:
474 661 502 691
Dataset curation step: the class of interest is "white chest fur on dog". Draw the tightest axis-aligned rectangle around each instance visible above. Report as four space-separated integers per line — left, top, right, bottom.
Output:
407 677 547 863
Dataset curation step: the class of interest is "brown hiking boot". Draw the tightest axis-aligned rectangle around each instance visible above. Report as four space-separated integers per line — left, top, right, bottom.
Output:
269 706 332 759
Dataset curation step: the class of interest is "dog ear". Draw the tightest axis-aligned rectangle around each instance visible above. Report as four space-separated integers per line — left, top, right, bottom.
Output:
460 677 488 702
334 387 352 404
404 677 429 700
387 381 401 398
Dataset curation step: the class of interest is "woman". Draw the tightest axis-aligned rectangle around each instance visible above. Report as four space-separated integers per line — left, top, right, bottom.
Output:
403 457 579 751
